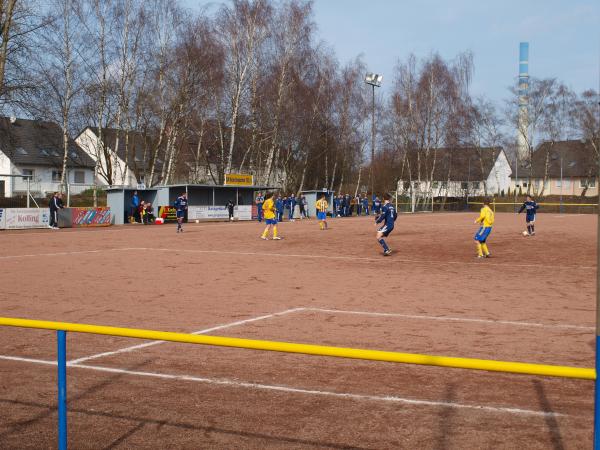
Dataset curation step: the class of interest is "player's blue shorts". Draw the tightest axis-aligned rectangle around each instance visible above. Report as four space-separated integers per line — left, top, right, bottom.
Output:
474 226 492 242
176 210 185 218
378 224 394 237
265 218 278 225
317 211 327 220
526 214 535 223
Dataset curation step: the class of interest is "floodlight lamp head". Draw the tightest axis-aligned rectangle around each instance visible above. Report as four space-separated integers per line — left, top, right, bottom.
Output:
365 73 382 87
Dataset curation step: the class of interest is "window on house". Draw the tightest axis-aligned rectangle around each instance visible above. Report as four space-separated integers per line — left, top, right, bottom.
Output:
52 171 62 182
563 179 571 188
580 179 596 188
432 181 439 189
556 179 561 188
472 181 480 189
73 171 85 184
441 181 448 188
16 147 27 155
40 149 50 156
461 182 469 190
22 169 33 180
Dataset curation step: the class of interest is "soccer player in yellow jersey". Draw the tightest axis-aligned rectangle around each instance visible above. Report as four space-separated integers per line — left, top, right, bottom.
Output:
261 193 281 240
315 194 329 230
473 198 494 258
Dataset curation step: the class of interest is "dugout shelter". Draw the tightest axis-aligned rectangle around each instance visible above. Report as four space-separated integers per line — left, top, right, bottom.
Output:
106 184 274 224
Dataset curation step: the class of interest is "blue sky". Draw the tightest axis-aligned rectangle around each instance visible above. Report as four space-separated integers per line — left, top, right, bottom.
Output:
184 0 599 104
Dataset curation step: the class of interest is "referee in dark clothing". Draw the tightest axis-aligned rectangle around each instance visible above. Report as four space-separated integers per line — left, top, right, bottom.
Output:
49 192 63 229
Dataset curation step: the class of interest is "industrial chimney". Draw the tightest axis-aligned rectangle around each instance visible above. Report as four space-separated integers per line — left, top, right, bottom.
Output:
517 42 529 162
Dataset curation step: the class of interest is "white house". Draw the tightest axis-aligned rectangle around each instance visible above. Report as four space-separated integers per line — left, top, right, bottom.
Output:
397 147 513 197
0 117 95 198
511 140 598 197
75 127 157 188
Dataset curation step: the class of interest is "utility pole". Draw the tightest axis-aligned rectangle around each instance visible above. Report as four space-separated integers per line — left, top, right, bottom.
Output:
364 73 382 198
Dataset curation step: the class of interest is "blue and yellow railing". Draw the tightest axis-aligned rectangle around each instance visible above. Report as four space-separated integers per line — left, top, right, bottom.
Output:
0 317 596 449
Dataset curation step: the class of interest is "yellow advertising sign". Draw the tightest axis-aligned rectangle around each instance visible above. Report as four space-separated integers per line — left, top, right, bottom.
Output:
224 173 254 186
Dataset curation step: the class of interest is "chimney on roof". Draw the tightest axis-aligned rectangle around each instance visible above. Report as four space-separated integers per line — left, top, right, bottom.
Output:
9 116 17 124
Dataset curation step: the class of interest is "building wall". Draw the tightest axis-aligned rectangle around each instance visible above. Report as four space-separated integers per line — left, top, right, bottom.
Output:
11 165 94 196
512 177 598 197
76 128 137 187
0 149 13 196
485 151 512 195
397 153 512 198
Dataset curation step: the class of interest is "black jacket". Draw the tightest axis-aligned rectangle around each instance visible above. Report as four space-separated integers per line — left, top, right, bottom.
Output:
49 196 63 212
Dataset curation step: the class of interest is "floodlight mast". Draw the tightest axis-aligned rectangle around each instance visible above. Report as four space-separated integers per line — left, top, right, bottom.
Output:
365 73 382 198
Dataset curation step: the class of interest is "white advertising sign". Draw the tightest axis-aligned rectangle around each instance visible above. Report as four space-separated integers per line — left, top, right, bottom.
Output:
235 205 252 220
188 205 253 221
0 209 5 229
4 208 50 229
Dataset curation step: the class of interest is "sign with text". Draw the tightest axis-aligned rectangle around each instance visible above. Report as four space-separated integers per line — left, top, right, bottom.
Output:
188 205 252 221
4 208 49 229
224 173 254 186
0 209 4 229
158 206 179 222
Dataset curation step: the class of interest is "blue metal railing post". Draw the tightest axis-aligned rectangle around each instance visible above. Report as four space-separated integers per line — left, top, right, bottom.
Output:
57 330 67 450
595 335 600 449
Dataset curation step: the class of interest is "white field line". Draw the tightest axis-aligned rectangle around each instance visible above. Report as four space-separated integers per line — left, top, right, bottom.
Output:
0 354 567 418
0 246 594 271
126 247 596 271
0 223 224 238
67 308 305 365
0 249 115 259
307 308 595 331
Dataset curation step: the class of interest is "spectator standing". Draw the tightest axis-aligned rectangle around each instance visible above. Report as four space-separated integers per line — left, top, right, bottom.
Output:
255 192 264 222
288 194 297 221
373 196 382 215
48 192 63 229
282 196 289 221
130 191 140 223
362 195 370 215
298 194 306 219
276 195 284 222
350 196 357 216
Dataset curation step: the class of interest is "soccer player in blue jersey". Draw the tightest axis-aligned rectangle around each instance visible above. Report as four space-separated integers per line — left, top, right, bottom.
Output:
174 192 188 233
518 195 539 236
375 193 397 256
